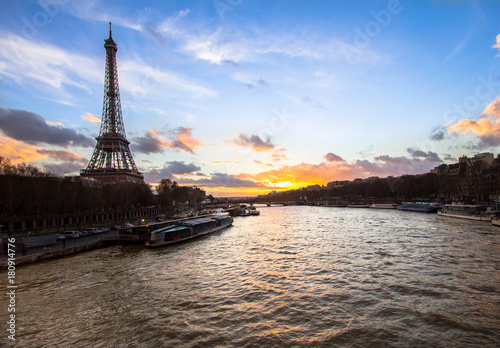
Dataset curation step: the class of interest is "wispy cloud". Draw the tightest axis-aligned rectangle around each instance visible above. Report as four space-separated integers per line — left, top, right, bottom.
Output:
444 33 472 62
37 149 83 162
132 126 202 154
212 160 240 164
271 148 288 162
233 134 275 152
0 32 217 102
181 172 262 188
38 149 87 176
429 126 447 141
254 160 274 167
232 72 269 89
60 1 143 32
82 112 101 124
181 27 387 66
119 60 217 100
132 129 170 155
143 160 201 182
0 32 101 92
170 127 202 153
325 153 346 163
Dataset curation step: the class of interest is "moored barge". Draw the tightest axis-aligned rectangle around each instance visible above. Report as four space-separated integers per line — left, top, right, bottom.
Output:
370 203 398 209
438 204 492 222
146 215 233 248
397 202 442 213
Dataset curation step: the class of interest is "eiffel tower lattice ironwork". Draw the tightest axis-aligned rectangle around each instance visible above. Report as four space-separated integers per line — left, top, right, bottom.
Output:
81 23 144 184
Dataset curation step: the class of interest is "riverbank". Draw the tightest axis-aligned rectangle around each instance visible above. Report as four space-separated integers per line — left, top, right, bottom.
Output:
0 231 121 269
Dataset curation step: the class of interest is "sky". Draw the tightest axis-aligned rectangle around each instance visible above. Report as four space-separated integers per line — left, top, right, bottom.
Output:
0 0 499 197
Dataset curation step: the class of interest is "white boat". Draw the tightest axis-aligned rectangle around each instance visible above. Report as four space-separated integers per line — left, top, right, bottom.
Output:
370 203 397 209
438 204 492 222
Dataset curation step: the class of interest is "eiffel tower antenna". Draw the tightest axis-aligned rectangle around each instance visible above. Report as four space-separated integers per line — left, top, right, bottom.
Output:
81 23 144 184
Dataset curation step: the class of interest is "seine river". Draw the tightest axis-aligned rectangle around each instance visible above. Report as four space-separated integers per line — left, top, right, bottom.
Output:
2 206 500 347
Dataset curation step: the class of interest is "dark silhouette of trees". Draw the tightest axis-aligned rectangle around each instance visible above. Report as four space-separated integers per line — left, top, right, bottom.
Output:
0 157 155 223
156 178 206 212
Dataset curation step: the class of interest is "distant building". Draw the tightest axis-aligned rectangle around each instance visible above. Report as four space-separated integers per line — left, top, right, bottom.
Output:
471 152 494 167
430 164 449 175
327 180 350 188
431 152 495 176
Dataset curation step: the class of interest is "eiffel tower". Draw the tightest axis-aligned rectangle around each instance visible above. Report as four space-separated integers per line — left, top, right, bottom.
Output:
81 23 144 184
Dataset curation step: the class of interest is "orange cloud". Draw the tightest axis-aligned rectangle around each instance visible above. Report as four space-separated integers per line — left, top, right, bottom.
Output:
82 112 101 124
173 127 202 153
254 160 274 167
448 118 500 137
46 120 64 127
481 98 500 118
149 129 172 147
492 33 500 49
271 148 288 161
0 135 46 163
133 127 203 154
448 98 500 140
36 149 83 161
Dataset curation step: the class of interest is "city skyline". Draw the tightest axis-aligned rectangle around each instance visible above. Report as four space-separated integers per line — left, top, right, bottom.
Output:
0 0 499 196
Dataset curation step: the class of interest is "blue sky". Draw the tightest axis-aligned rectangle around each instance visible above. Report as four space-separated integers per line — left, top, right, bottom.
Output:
0 0 499 196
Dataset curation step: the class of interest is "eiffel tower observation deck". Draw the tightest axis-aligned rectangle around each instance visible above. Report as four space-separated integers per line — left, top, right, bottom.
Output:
81 23 144 184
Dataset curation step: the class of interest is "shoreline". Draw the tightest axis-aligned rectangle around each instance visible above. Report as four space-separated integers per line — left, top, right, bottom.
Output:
0 240 115 270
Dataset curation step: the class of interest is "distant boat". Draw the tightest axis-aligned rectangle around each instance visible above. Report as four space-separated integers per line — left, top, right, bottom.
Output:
397 202 442 213
228 204 259 216
249 206 260 215
347 204 370 208
146 215 233 248
438 204 492 222
370 203 398 209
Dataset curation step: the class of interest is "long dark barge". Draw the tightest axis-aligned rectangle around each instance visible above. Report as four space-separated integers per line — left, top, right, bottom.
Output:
145 215 233 248
119 214 233 245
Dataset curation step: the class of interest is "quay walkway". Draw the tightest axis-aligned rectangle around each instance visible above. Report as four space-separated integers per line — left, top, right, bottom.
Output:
0 230 121 269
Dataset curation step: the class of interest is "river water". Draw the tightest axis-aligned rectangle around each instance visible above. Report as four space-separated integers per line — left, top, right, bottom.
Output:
1 206 499 347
